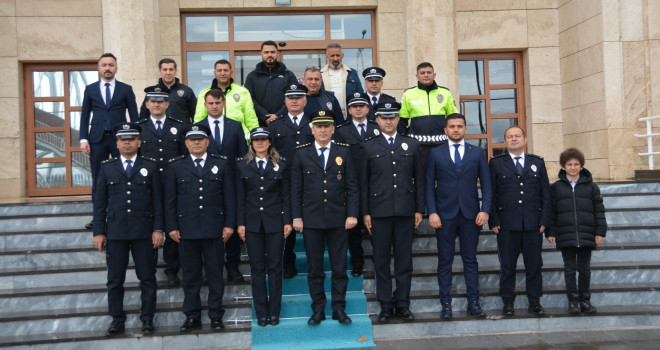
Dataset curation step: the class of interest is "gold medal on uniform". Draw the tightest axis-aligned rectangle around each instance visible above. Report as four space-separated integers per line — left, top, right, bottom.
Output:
170 127 177 135
531 164 537 172
335 156 343 166
140 168 148 176
337 171 342 181
211 165 218 174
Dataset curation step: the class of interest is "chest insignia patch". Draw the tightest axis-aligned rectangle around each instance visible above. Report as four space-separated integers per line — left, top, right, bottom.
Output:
374 129 380 136
233 93 240 102
326 102 333 110
335 156 343 166
437 95 444 103
177 89 184 97
273 164 279 172
402 143 408 150
140 168 148 176
170 127 177 135
531 164 537 172
212 165 218 174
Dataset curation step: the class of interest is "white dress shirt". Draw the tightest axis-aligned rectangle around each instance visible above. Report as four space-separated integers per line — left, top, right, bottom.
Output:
207 115 224 143
449 140 466 163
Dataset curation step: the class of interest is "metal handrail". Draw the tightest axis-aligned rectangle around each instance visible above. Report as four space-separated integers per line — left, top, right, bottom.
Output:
634 115 660 170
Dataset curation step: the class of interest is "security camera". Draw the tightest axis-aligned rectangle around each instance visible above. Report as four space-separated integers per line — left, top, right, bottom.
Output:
278 42 287 47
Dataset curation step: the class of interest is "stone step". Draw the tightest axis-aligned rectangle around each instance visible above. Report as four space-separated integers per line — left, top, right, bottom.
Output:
370 305 660 340
597 181 660 194
602 193 660 209
0 230 90 251
0 201 92 217
0 214 91 233
365 282 660 314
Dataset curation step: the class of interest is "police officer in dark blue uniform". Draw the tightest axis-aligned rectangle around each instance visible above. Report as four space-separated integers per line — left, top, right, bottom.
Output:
268 83 315 278
489 126 551 316
362 67 397 122
291 110 359 325
137 85 186 285
334 92 381 276
164 124 236 332
236 127 292 327
359 102 424 322
92 122 164 336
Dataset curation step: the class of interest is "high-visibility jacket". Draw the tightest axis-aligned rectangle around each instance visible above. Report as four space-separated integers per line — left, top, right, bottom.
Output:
400 81 457 145
193 79 259 139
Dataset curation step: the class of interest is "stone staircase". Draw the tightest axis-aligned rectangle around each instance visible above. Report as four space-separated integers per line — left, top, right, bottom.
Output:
0 181 659 349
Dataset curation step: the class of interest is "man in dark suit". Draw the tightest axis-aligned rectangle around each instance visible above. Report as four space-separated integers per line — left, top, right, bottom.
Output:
194 88 248 283
362 67 397 122
268 83 315 278
291 110 359 325
489 126 551 316
426 113 492 319
81 53 139 230
334 92 381 277
359 102 424 322
137 85 187 285
165 124 236 332
92 122 163 336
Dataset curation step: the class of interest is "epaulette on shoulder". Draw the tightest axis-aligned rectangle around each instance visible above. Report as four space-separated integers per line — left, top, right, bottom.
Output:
101 157 118 164
140 156 157 163
490 153 507 160
168 155 185 163
210 153 228 160
236 157 245 162
336 121 351 128
334 142 350 147
168 117 185 124
363 135 378 142
528 153 544 160
400 134 415 139
136 118 148 124
297 143 312 149
280 156 287 162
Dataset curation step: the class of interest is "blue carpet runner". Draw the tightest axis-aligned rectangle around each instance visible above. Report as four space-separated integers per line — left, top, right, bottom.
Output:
251 234 376 349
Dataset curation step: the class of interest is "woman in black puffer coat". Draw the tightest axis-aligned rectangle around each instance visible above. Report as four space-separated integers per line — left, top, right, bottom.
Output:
545 148 607 315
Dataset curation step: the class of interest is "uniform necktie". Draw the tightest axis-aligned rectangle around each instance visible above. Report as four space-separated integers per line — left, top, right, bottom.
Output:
515 156 523 175
125 159 133 178
194 158 203 176
454 144 462 167
358 123 366 141
258 160 265 174
105 82 112 129
214 120 222 148
293 116 298 126
388 137 394 149
156 120 163 137
319 147 327 169
372 96 378 106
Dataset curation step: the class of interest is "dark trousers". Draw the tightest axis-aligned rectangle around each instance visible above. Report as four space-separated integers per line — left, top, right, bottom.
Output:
163 235 180 273
347 218 365 268
283 230 297 270
106 238 157 322
371 216 414 309
90 133 120 201
497 229 543 303
436 214 480 304
304 227 348 313
245 225 285 318
224 231 242 271
179 238 226 320
561 247 592 299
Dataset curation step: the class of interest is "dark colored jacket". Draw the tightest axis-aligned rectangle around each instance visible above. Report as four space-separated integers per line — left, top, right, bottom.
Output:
93 156 163 239
244 61 297 125
300 90 345 124
139 78 197 123
80 80 138 143
194 117 248 165
136 117 187 171
268 113 315 161
546 168 607 249
366 93 397 121
236 157 291 233
333 119 380 165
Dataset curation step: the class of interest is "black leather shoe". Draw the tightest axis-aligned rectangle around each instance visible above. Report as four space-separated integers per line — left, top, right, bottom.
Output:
283 266 298 279
440 303 452 319
227 269 245 283
580 300 597 314
307 311 326 325
85 220 94 230
141 320 154 334
332 310 352 324
257 317 268 327
268 316 280 326
467 301 486 317
105 321 125 336
378 308 394 322
568 301 581 314
528 302 545 315
351 266 363 277
395 308 415 321
165 271 180 285
502 302 515 316
211 318 225 330
180 318 201 332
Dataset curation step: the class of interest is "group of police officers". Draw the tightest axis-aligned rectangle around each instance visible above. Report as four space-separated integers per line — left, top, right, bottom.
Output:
91 49 552 336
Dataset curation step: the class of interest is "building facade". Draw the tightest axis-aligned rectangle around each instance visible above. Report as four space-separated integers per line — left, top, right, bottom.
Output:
0 0 659 199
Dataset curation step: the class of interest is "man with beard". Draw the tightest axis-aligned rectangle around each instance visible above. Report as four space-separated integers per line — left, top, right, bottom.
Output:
244 40 298 126
139 58 197 124
320 43 364 120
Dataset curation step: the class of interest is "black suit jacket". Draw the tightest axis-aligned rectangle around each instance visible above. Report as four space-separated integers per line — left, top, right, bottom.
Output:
93 156 163 239
291 143 359 229
359 134 425 217
164 154 236 239
489 153 551 231
80 80 138 143
195 117 248 162
333 119 380 165
236 157 291 233
137 117 187 170
268 113 315 161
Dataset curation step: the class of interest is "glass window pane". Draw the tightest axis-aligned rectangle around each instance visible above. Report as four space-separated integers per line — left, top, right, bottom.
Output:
185 16 229 42
489 59 515 84
70 111 83 147
186 51 230 97
492 147 508 157
36 132 66 158
34 102 65 128
463 100 486 135
491 118 518 144
234 15 325 41
69 71 98 106
33 71 64 97
330 14 372 39
466 139 488 158
71 152 92 187
235 55 262 86
458 60 485 95
339 48 373 88
36 162 66 189
283 54 325 80
490 89 517 114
